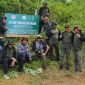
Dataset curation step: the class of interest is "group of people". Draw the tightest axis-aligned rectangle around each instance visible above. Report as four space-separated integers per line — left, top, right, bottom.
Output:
0 35 49 79
0 19 85 80
0 1 85 80
38 1 85 74
40 16 85 74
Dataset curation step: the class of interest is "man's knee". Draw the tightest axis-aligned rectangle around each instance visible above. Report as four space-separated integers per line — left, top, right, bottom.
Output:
11 58 17 62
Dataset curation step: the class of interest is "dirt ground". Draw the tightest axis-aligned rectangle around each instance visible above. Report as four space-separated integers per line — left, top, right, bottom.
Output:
0 66 85 85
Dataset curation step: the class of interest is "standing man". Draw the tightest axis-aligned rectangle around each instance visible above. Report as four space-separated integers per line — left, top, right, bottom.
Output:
41 17 51 36
59 24 73 71
72 25 85 73
48 22 61 62
41 17 51 44
0 16 7 35
39 1 49 33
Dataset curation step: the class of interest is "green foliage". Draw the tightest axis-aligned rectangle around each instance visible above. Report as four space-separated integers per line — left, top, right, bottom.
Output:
0 0 85 31
24 60 41 69
8 70 19 78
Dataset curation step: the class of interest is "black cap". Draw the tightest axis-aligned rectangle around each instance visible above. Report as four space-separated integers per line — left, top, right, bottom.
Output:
7 40 14 45
21 37 28 41
51 22 57 26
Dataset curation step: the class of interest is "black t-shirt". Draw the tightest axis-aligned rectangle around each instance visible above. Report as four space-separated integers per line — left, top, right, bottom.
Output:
0 23 6 34
39 6 49 17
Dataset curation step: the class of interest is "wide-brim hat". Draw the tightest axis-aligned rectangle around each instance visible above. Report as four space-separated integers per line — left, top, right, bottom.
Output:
73 25 81 31
7 40 14 45
51 22 57 26
36 35 42 39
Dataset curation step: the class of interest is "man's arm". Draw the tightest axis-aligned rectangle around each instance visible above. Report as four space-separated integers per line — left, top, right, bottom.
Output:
58 30 61 41
41 26 44 33
44 44 49 55
59 32 64 41
80 33 85 41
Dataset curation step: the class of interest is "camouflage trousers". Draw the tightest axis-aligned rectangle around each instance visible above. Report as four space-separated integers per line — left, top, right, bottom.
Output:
49 43 59 61
74 50 82 72
60 47 71 70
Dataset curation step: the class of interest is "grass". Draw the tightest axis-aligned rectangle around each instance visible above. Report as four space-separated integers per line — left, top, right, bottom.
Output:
0 37 85 85
0 55 85 85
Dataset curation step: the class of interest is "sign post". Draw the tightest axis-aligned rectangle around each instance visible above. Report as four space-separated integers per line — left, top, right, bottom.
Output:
5 13 39 37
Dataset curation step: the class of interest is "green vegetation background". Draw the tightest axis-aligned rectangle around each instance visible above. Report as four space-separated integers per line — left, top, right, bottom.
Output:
0 0 85 80
0 0 85 31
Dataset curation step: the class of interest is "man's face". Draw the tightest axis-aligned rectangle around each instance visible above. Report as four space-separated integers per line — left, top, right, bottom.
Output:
37 38 42 43
43 4 47 7
2 19 6 24
44 18 48 23
22 40 27 45
74 28 80 33
65 27 70 32
8 44 13 48
51 25 56 29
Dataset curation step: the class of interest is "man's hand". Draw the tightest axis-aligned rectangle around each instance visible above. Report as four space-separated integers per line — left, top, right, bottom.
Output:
46 36 48 39
60 34 62 38
41 16 44 20
5 27 8 30
76 34 81 38
46 13 49 16
26 48 29 52
29 57 32 62
42 53 46 57
3 26 8 29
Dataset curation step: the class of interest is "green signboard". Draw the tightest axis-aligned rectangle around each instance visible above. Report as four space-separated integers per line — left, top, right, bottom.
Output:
5 13 39 35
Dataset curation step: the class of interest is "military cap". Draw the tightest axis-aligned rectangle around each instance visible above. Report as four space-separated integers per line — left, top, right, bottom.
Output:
65 24 70 28
51 22 57 26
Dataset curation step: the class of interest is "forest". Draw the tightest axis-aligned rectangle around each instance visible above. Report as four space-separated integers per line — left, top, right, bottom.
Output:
0 0 85 85
0 0 85 31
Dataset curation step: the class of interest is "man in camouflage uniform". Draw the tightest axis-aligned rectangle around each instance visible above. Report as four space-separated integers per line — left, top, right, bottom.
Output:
59 24 73 70
48 22 61 62
72 25 85 73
